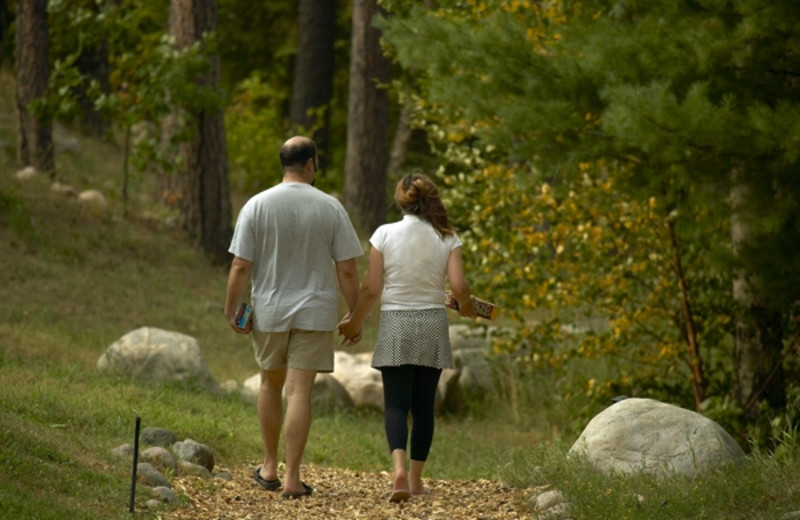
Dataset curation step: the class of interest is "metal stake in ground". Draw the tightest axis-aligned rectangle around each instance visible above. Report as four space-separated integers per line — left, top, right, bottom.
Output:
129 413 141 513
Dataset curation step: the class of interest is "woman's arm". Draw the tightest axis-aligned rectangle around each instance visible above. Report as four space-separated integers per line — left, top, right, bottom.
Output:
447 247 476 318
338 246 384 344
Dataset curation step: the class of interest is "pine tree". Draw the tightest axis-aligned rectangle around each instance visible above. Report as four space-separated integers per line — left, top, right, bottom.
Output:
380 0 800 425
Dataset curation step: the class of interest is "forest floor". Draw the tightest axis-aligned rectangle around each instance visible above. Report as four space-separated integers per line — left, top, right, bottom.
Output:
164 463 533 519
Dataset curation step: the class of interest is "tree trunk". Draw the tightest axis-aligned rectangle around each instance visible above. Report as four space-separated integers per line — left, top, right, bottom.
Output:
170 0 232 264
16 0 54 174
344 0 391 232
0 0 8 69
290 0 335 169
387 104 413 179
731 173 786 422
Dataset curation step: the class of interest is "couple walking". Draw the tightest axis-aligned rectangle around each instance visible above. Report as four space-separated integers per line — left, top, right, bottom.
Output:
224 136 476 502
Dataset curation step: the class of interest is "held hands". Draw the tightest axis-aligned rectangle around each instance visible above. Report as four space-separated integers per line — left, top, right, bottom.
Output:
337 313 363 347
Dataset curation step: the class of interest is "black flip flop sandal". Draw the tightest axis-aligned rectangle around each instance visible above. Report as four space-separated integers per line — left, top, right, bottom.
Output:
253 467 281 491
281 481 313 499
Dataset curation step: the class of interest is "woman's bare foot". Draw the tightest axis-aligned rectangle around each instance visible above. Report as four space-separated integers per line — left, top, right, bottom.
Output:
410 484 430 496
393 472 409 492
390 472 411 502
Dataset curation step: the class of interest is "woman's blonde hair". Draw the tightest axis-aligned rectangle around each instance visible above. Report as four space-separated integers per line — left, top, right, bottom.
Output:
394 170 455 237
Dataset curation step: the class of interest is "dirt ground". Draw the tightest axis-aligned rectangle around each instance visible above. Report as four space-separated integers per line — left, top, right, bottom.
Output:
162 463 533 519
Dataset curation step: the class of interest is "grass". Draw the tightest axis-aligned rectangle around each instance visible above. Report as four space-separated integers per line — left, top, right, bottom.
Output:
2 66 800 519
500 440 800 520
0 67 543 518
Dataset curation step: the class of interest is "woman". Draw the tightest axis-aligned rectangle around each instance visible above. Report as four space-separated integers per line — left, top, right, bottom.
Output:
338 171 476 502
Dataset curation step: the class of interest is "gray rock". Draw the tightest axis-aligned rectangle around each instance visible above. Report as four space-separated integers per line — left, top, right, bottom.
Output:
240 373 260 403
242 368 358 413
77 189 107 212
137 462 170 488
331 351 383 411
111 443 134 459
173 439 215 472
51 182 77 197
449 324 489 351
220 379 239 394
536 489 566 510
152 486 178 504
141 446 178 474
178 460 212 478
569 398 746 477
97 327 219 390
458 362 493 399
15 166 37 180
239 333 493 416
312 373 355 412
437 367 464 414
141 427 177 447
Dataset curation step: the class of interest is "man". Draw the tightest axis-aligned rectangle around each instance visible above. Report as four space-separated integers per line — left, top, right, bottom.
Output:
224 136 363 498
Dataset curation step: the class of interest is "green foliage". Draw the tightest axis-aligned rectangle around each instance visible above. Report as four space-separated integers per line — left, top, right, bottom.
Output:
378 0 800 436
225 72 288 194
215 0 298 89
41 0 226 187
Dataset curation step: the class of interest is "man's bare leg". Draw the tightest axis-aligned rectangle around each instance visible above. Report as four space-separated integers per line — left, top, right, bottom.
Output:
282 367 316 494
257 367 287 482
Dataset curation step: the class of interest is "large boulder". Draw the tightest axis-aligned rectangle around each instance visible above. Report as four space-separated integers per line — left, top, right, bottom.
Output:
331 351 384 411
448 324 489 351
239 371 355 413
238 328 493 415
569 398 746 477
312 373 355 412
438 325 493 413
97 327 218 390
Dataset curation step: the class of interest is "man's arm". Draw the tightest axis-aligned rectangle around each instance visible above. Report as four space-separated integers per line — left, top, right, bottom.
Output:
335 257 360 313
225 256 253 333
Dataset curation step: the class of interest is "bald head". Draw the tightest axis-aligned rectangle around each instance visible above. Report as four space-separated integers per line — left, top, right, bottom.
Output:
279 136 317 172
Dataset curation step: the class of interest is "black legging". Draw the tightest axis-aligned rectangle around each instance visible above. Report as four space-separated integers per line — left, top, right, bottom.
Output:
379 365 442 461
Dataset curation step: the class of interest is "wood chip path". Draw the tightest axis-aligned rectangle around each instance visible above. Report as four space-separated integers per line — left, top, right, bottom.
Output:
163 463 533 519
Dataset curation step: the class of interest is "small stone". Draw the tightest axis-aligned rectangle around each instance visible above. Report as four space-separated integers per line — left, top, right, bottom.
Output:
111 443 134 459
15 166 36 180
153 486 178 504
137 462 170 488
141 446 178 473
142 427 178 447
536 489 565 510
178 460 212 478
173 439 215 472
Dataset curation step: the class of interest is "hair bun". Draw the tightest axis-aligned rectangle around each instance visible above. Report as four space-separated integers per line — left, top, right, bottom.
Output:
412 177 433 199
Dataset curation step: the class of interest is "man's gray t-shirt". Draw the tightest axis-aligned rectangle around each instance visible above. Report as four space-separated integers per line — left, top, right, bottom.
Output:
229 182 363 332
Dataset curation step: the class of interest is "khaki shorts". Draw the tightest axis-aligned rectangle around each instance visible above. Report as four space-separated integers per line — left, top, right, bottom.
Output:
251 329 334 372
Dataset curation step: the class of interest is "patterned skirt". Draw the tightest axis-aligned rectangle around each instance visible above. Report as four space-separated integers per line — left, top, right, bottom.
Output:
371 308 454 370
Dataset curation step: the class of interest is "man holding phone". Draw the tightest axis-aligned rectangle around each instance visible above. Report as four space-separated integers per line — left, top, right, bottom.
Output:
224 136 363 498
